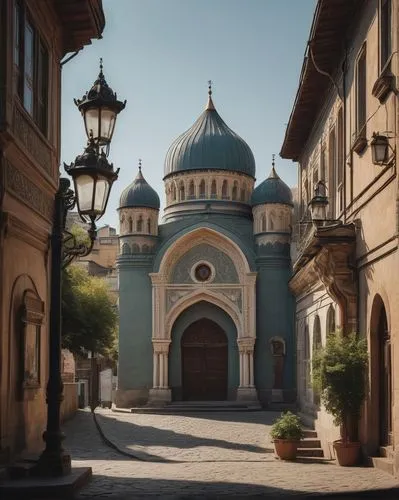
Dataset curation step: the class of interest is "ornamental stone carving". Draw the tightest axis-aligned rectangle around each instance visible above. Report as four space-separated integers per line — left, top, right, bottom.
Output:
13 106 53 178
171 243 239 284
5 161 53 221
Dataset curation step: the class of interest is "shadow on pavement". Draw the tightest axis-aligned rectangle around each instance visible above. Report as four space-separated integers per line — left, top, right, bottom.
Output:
73 475 399 500
63 410 273 462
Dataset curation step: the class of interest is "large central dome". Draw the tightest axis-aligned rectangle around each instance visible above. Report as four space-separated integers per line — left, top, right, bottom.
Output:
164 89 256 178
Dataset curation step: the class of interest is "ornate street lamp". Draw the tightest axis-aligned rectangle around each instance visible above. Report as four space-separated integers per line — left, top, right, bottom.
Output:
65 143 119 226
35 62 126 477
309 180 328 223
74 58 126 152
370 132 389 165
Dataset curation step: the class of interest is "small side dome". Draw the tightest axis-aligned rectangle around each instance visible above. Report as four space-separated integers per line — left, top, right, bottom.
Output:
119 162 160 209
251 164 293 207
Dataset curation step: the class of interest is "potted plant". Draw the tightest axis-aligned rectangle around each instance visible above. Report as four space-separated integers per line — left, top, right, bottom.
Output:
270 411 304 460
312 331 368 466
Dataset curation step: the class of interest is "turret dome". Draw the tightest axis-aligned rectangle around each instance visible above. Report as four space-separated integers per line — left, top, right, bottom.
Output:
251 164 293 207
164 87 256 178
119 163 160 210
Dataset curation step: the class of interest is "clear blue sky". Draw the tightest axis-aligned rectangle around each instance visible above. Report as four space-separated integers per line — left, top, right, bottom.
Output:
61 0 316 228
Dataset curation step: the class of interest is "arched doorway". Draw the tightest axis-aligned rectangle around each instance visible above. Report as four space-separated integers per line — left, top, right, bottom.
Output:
181 318 228 401
377 304 392 445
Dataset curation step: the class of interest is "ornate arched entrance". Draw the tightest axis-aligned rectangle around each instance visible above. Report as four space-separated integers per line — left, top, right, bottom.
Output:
370 294 392 447
181 318 228 401
377 304 392 445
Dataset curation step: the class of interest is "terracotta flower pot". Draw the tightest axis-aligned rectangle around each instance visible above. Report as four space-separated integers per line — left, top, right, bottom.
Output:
333 440 361 466
273 439 299 460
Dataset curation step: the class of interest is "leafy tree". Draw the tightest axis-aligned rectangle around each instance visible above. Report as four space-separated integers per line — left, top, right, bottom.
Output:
62 265 118 358
312 331 368 442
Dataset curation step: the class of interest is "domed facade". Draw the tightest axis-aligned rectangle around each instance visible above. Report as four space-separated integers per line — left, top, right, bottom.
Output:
117 89 295 411
119 167 160 209
251 167 293 207
164 94 255 178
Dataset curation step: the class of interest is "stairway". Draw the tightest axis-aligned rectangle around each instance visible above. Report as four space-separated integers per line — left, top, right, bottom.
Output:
296 428 326 461
371 446 394 475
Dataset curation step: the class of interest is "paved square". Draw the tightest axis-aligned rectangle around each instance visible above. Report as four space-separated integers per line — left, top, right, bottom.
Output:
63 409 399 498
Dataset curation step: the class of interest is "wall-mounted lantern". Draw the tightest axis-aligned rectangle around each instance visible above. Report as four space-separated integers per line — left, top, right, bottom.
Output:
309 180 328 222
370 132 389 165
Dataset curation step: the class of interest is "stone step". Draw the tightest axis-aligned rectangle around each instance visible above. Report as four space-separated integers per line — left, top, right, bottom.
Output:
123 401 263 414
302 428 318 439
380 446 394 460
298 411 317 429
294 456 333 464
7 460 37 480
372 456 394 476
299 438 321 448
296 447 324 458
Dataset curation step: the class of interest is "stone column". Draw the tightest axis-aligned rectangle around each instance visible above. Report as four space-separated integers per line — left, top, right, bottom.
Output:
148 340 171 405
237 338 258 404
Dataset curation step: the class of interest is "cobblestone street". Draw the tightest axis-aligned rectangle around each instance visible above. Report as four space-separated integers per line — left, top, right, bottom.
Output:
61 409 399 499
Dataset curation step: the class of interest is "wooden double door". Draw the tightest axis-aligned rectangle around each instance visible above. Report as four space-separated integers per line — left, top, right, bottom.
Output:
181 318 228 401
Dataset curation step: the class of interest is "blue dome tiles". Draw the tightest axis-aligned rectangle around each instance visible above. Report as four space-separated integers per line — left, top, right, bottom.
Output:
119 167 160 209
251 167 293 207
164 94 256 178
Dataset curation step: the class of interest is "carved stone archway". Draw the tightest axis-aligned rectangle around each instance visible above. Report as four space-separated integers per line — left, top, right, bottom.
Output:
148 227 257 404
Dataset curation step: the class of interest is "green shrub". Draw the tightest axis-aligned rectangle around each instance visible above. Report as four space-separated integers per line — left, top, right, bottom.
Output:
312 331 368 442
270 411 304 441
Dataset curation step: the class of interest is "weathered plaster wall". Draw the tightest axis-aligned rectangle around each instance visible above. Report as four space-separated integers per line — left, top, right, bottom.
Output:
116 258 154 407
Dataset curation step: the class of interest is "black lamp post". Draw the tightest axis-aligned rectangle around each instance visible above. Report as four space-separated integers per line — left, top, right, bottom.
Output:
35 61 125 477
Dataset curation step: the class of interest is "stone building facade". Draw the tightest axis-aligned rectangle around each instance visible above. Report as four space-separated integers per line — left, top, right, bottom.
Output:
0 0 105 463
281 0 399 475
117 90 296 407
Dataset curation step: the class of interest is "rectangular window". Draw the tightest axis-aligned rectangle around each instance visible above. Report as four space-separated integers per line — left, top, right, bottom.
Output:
336 108 344 214
380 0 392 70
320 147 326 182
356 45 367 136
13 1 49 135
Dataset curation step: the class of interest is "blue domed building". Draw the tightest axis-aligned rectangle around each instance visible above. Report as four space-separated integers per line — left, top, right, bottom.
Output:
116 88 295 407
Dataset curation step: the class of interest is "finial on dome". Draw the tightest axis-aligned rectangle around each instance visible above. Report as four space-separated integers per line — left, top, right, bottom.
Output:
138 158 142 172
205 80 215 111
99 57 103 76
269 154 279 179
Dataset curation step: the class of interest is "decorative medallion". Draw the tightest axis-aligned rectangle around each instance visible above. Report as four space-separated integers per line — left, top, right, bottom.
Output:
190 260 215 283
194 263 212 282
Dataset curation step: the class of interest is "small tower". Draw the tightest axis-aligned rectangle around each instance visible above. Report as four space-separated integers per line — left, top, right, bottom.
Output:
251 155 293 251
118 160 160 255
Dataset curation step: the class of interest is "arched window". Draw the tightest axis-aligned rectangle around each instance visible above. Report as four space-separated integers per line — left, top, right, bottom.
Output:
261 214 266 232
136 216 143 232
199 179 206 198
211 179 217 198
147 218 151 234
122 243 130 255
222 180 228 199
128 217 133 233
269 211 275 231
131 243 140 253
240 188 245 201
232 181 238 200
172 183 177 201
304 324 311 393
312 315 322 404
326 305 336 335
179 182 185 201
189 180 195 199
142 244 150 253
